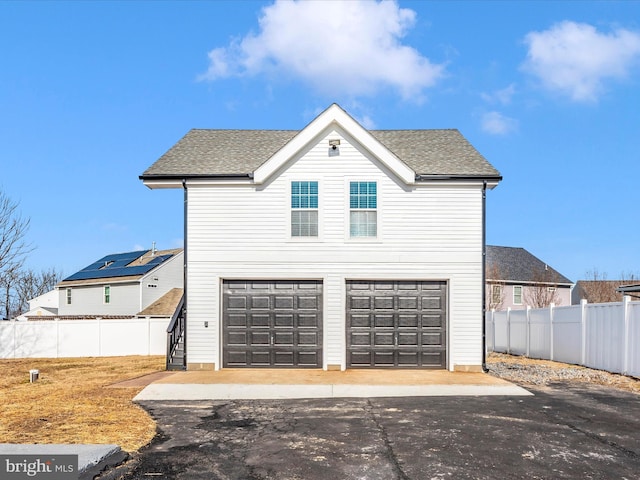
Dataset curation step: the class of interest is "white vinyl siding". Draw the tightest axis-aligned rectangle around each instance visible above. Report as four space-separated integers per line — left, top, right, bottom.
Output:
185 126 485 370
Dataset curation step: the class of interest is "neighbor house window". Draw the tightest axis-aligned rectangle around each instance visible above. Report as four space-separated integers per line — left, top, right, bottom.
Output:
350 181 377 237
513 285 523 305
291 181 318 237
491 285 502 305
104 285 111 304
66 288 72 305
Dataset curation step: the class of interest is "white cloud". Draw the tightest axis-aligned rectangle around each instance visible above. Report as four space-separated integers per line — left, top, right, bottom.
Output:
481 84 516 105
199 0 445 101
522 21 640 102
481 111 517 135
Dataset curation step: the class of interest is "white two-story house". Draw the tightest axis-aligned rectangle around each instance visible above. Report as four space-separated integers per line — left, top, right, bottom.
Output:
141 104 501 372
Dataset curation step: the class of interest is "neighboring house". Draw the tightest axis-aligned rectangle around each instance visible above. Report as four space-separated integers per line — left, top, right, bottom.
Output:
15 290 59 320
53 248 184 317
617 284 640 300
486 245 573 311
140 104 502 372
572 280 638 304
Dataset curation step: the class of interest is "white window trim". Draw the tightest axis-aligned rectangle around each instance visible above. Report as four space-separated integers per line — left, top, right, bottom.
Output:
345 179 381 242
287 178 323 242
513 285 523 305
104 285 111 305
66 288 72 305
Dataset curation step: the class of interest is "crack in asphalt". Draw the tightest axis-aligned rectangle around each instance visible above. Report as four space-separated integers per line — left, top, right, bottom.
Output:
563 422 640 460
365 399 411 480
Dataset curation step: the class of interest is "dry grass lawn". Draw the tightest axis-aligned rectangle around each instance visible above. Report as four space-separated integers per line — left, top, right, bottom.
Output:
0 356 164 452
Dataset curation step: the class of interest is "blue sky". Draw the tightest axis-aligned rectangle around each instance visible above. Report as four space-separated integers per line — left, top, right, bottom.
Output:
1 0 639 283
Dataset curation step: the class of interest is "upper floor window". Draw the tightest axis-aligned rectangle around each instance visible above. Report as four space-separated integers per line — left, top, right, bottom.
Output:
291 181 318 237
491 285 502 305
350 181 377 237
513 285 523 305
66 288 72 305
104 285 111 304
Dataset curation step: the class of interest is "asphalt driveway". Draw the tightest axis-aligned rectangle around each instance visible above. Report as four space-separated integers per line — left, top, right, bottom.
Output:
101 383 640 480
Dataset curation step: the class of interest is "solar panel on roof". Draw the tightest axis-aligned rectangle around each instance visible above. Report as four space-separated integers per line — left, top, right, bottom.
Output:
63 250 175 281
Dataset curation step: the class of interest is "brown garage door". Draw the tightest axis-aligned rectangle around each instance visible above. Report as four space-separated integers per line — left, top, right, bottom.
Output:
223 280 322 368
346 280 447 368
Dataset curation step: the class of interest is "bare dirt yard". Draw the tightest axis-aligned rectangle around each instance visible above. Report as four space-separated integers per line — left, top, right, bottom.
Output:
0 356 164 452
487 351 640 393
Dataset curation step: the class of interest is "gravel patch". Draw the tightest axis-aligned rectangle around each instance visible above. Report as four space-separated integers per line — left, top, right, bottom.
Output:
486 352 640 393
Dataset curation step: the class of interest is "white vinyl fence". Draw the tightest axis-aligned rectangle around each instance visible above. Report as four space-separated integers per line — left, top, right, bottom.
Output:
486 297 640 379
0 317 169 359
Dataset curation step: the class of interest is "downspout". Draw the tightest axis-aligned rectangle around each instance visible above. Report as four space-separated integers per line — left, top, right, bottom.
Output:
482 181 488 372
182 178 188 368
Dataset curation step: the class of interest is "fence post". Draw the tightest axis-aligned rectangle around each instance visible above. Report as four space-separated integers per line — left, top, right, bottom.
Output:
580 299 587 366
548 303 555 361
506 307 511 354
525 306 531 357
623 296 630 375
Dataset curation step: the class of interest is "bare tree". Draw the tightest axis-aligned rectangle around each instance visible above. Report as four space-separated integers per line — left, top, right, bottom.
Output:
579 269 639 304
523 267 561 308
485 262 505 311
13 267 64 316
0 191 32 319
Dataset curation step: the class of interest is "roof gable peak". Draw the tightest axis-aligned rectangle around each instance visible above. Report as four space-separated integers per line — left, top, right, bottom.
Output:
253 103 416 185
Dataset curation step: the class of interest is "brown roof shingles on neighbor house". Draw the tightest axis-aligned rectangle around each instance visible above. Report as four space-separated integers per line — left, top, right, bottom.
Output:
137 288 184 317
140 129 501 180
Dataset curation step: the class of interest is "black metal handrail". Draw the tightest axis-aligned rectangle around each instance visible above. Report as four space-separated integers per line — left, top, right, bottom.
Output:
166 294 186 370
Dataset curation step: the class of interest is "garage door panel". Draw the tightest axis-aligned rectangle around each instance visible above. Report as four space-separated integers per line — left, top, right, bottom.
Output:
249 314 270 328
227 314 247 327
399 314 418 327
227 332 247 346
350 314 370 328
374 332 394 346
350 331 372 346
398 351 419 365
223 280 322 368
422 332 444 346
351 297 371 310
227 296 247 309
398 332 418 346
298 313 319 327
374 314 393 328
251 296 270 309
347 280 447 369
298 331 319 346
297 351 320 366
274 331 294 346
373 351 394 365
275 314 294 327
422 314 443 328
250 331 270 346
298 296 319 309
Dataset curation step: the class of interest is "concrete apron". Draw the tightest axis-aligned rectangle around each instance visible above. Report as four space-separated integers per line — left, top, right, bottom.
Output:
133 369 532 401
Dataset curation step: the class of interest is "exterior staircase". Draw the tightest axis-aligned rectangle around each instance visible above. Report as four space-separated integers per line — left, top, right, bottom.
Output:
166 295 186 370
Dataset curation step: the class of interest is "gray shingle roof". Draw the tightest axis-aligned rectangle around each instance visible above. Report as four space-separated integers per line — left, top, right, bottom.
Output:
486 246 573 285
141 128 500 179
